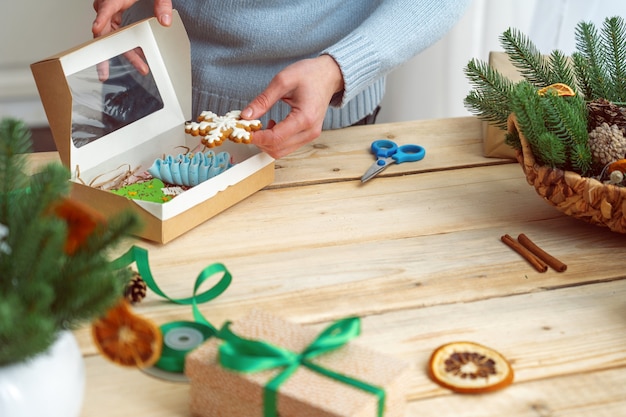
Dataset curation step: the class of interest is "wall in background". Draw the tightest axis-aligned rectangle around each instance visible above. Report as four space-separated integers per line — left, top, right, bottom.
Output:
3 1 626 127
0 1 94 125
377 0 626 124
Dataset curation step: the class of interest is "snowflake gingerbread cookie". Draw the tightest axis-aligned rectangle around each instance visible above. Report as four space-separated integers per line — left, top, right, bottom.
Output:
185 110 262 148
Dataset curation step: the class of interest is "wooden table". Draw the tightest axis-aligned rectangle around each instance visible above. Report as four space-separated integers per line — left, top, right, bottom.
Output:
30 117 626 416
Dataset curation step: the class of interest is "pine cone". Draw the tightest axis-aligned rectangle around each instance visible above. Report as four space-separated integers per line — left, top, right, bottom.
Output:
587 122 626 166
587 98 626 134
124 269 147 304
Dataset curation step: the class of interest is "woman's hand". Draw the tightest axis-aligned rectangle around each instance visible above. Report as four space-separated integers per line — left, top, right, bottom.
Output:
91 0 173 79
243 55 344 159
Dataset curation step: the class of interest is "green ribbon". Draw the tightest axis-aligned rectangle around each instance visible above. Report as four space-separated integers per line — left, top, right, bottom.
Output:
218 317 386 417
113 245 232 372
156 321 215 372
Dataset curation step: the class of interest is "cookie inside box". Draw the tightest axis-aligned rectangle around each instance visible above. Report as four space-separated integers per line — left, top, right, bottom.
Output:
65 46 266 220
31 12 274 242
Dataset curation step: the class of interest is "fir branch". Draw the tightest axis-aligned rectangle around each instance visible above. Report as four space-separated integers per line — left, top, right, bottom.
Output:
464 91 511 129
52 211 140 327
0 119 32 224
574 21 611 99
540 94 587 143
82 210 140 257
504 131 522 150
571 142 593 174
0 118 32 171
28 165 71 212
0 116 140 365
535 132 567 167
7 217 65 292
509 81 549 155
463 58 514 129
571 52 594 98
548 50 576 88
601 16 626 101
500 28 553 87
540 93 592 173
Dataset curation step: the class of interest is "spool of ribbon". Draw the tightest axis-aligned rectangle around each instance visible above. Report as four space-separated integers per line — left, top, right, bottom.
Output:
113 245 232 373
156 321 215 373
218 317 386 417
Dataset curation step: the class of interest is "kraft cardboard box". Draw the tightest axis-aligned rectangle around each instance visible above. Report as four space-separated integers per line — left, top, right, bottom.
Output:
186 310 410 417
30 11 274 243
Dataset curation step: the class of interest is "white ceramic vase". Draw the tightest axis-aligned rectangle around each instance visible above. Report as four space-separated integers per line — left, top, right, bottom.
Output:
0 330 85 417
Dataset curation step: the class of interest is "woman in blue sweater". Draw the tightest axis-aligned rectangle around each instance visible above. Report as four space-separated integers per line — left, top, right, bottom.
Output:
92 0 471 158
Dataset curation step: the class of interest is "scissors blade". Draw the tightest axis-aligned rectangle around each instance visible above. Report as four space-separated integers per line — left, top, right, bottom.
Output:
360 158 393 183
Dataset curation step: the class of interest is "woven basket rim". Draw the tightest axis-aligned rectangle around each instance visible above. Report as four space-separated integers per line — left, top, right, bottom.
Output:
507 114 626 233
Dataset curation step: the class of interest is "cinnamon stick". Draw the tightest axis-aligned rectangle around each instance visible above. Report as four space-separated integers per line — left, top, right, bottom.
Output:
517 233 567 272
500 234 548 273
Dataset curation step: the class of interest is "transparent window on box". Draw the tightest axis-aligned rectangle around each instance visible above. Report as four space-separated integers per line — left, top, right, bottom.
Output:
66 47 164 148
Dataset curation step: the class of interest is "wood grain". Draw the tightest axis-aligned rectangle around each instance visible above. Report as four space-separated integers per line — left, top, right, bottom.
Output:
26 117 626 416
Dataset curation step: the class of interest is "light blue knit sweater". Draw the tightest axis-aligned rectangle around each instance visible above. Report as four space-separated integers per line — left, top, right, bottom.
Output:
124 0 470 129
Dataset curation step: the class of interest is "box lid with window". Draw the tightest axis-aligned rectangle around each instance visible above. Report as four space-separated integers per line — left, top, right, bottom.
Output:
31 11 275 244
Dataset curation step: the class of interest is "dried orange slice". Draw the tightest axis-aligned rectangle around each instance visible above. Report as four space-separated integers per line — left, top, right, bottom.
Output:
52 198 106 255
92 300 162 368
428 341 514 394
537 83 576 97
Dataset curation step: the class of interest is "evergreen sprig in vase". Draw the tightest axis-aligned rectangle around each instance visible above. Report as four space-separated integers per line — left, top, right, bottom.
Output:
464 16 626 233
0 118 140 416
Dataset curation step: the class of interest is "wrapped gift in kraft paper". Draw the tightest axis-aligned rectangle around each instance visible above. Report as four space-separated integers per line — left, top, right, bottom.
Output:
185 310 410 417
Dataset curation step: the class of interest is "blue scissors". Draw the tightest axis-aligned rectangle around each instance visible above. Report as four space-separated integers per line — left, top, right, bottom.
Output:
361 139 425 183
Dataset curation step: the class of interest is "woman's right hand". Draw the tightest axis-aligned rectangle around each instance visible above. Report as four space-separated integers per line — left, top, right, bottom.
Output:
92 0 173 79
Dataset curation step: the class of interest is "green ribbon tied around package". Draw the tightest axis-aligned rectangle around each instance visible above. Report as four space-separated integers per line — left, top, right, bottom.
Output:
113 245 385 416
112 245 231 373
217 316 387 417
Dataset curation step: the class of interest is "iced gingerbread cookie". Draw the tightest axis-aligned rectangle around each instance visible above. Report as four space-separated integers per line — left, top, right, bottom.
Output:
185 110 262 148
110 178 182 204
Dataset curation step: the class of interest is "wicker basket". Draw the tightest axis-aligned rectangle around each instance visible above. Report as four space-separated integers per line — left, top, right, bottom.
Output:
508 114 626 233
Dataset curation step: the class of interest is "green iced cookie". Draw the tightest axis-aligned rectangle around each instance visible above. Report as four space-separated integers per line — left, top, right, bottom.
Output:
110 178 173 203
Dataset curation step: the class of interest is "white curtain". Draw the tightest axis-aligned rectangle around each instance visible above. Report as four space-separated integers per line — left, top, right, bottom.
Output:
378 0 626 124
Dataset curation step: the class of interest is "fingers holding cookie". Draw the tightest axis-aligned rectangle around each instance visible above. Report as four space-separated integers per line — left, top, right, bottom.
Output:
185 110 262 148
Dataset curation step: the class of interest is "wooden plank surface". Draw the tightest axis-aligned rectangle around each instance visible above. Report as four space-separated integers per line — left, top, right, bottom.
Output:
71 163 626 354
25 117 626 416
26 117 510 187
272 116 511 187
80 279 626 416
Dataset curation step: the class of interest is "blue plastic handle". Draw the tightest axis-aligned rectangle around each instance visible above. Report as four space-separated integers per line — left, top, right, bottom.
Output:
371 139 425 165
371 139 398 158
393 144 426 163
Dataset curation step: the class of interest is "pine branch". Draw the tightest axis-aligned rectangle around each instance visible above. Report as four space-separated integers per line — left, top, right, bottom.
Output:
500 28 553 87
571 142 593 174
463 58 514 129
601 16 626 101
548 50 576 88
464 91 511 130
0 119 32 225
504 131 522 150
571 52 594 98
535 132 567 167
29 165 71 210
510 82 553 165
575 21 611 99
53 211 140 327
540 93 591 173
0 116 139 365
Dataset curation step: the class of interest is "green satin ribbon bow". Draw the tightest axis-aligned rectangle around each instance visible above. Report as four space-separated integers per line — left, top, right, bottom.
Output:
218 317 386 417
113 245 232 371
